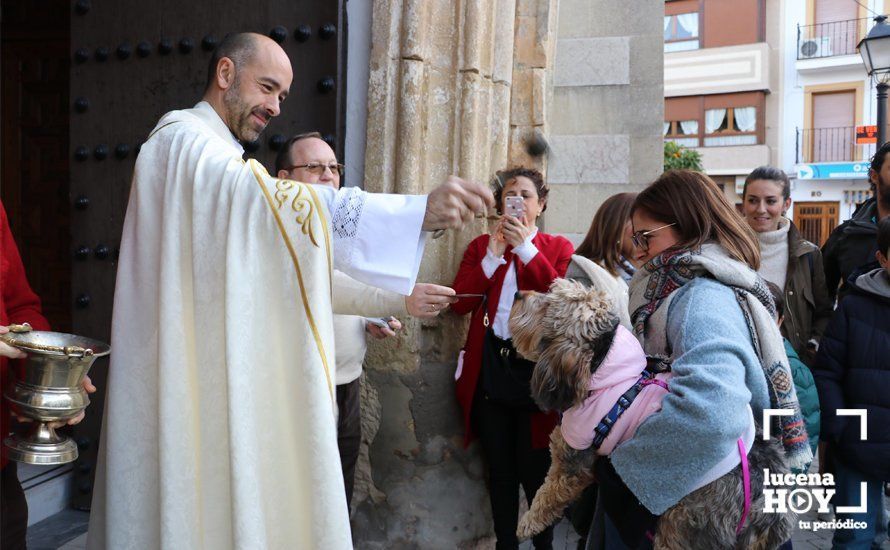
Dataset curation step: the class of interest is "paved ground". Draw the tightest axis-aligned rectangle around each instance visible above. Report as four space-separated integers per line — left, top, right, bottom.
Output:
25 509 88 550
25 488 890 549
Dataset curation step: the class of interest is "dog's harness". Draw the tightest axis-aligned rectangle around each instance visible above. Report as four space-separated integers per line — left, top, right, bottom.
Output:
589 357 671 451
589 356 752 538
590 369 667 451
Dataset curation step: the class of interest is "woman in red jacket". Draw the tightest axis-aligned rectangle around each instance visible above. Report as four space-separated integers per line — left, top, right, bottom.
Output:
1 201 94 549
452 167 573 550
1 200 50 549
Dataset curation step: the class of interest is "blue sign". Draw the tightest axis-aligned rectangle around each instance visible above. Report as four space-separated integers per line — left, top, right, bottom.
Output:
796 162 869 180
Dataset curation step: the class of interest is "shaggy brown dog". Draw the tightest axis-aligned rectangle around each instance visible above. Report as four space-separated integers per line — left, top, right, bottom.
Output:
509 279 795 550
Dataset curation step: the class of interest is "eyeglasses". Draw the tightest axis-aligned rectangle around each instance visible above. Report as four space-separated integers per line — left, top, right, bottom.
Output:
630 222 676 251
285 162 345 177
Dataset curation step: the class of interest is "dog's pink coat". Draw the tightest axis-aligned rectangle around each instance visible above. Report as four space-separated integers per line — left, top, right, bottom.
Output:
560 325 755 492
560 325 670 454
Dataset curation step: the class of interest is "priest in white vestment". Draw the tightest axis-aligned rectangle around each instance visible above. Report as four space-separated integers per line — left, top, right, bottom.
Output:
86 33 492 550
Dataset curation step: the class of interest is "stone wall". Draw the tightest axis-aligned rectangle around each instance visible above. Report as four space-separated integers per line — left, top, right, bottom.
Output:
547 0 664 244
354 2 528 546
352 1 663 547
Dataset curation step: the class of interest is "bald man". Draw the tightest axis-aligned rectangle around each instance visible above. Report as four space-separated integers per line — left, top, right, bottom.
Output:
87 33 492 550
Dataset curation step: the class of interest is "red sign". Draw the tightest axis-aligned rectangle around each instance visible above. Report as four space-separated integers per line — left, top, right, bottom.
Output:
856 125 877 144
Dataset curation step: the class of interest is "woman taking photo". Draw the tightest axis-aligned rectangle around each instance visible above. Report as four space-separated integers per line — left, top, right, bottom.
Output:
451 167 573 550
742 165 832 365
589 170 808 549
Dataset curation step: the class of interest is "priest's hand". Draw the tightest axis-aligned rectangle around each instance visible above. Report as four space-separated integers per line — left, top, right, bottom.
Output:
406 283 457 318
423 176 495 231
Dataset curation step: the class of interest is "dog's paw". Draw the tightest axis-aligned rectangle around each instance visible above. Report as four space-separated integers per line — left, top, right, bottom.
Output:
516 513 539 540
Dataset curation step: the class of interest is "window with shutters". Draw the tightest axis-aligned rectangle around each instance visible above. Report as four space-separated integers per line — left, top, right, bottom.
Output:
810 91 856 162
814 0 858 27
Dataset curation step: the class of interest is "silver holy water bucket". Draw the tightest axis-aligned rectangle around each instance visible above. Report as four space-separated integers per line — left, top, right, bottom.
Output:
2 324 110 465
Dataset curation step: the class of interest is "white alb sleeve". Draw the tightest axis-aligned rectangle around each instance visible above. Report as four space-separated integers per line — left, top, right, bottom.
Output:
323 186 428 295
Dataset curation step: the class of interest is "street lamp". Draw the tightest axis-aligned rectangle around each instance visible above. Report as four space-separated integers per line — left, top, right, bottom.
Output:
858 15 890 147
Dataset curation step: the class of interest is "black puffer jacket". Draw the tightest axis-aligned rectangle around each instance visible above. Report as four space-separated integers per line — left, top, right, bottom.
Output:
813 265 890 480
822 198 879 302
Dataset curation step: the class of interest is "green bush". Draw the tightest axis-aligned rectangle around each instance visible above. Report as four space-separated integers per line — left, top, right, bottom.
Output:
663 141 703 172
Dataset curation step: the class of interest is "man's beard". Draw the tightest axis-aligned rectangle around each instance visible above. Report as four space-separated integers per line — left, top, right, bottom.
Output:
223 78 268 143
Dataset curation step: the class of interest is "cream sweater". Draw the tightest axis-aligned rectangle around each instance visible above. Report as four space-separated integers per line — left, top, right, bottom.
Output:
757 218 790 290
332 270 409 385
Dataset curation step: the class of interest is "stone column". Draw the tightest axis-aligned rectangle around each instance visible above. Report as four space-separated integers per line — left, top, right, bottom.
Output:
353 0 659 546
509 0 560 171
354 0 524 546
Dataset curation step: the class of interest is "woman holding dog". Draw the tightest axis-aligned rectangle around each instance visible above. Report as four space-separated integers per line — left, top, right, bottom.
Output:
741 165 832 367
588 170 809 549
451 167 573 550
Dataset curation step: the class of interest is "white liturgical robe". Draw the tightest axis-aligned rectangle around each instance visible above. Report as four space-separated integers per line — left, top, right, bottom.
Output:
86 102 427 550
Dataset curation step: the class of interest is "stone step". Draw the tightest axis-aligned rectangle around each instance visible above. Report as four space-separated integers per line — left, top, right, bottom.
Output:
18 462 74 526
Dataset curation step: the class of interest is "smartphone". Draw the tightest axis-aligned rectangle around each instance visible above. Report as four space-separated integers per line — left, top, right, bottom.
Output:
504 196 525 218
366 317 394 328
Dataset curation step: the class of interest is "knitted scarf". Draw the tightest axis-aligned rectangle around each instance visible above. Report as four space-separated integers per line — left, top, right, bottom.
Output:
628 243 813 472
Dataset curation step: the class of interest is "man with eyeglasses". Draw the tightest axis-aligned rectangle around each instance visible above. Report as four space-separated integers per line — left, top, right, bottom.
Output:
276 132 345 189
275 132 458 510
89 32 493 550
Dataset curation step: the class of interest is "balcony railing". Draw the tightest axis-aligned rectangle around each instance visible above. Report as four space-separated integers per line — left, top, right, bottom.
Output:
796 17 879 60
796 126 875 163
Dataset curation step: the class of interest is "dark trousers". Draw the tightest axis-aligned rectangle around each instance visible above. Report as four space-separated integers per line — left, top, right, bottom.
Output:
1 462 28 550
474 393 554 550
584 458 656 550
568 483 599 549
336 377 362 509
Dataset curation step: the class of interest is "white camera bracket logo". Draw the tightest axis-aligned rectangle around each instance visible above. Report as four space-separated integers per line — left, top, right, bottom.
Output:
761 408 868 515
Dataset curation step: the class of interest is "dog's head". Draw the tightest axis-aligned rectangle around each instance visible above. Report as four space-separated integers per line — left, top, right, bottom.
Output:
509 278 619 411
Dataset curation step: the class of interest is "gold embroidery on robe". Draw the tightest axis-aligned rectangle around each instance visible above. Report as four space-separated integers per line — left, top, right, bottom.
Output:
272 179 319 248
302 182 334 295
248 159 334 401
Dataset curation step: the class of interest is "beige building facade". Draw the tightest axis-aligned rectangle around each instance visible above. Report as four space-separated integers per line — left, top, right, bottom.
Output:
782 0 885 246
663 0 782 207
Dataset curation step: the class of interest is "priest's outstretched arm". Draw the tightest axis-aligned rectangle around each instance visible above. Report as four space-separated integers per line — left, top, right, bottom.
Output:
311 177 492 295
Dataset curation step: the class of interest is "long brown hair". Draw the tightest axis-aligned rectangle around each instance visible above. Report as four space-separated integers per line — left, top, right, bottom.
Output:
633 170 761 269
575 192 636 276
